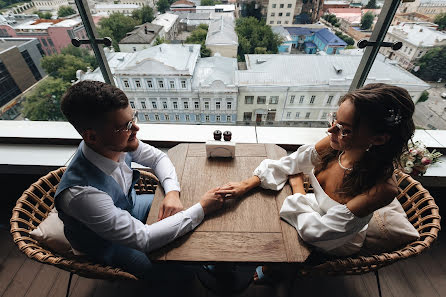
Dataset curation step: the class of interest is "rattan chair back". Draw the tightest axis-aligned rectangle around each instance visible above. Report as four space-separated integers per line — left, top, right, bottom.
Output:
10 167 158 281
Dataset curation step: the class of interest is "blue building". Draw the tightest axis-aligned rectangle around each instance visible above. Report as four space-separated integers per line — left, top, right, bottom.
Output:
284 27 347 54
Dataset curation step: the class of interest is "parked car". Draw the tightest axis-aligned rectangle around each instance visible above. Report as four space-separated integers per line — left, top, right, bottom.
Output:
441 93 446 99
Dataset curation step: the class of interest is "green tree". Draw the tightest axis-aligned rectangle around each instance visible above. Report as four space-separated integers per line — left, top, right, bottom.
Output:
417 90 429 103
185 25 211 57
157 0 170 14
98 13 139 51
41 54 90 82
360 11 374 30
58 6 76 17
132 5 154 23
61 45 98 69
365 0 377 9
434 13 446 31
201 0 218 5
154 36 168 45
235 17 281 62
22 77 70 121
415 46 446 82
36 11 52 19
243 1 262 20
323 14 340 26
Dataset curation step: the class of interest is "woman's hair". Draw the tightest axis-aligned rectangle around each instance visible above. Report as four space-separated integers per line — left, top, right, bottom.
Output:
315 83 415 197
61 80 129 134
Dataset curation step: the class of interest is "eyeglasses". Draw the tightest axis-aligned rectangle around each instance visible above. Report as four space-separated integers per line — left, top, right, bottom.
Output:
114 110 138 133
327 112 352 138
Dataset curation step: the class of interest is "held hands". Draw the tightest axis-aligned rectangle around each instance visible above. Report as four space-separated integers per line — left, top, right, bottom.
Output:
215 176 261 199
158 191 183 221
199 187 230 216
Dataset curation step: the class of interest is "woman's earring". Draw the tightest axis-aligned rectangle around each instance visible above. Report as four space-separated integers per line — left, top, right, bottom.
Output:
366 144 372 152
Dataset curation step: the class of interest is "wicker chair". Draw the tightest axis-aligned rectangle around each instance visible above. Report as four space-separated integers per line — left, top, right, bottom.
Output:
10 167 159 297
296 169 441 297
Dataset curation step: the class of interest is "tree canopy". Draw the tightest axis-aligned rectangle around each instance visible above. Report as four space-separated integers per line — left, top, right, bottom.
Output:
58 5 76 17
22 77 70 121
98 13 139 51
414 46 446 82
335 31 355 46
157 0 170 14
185 24 211 57
360 11 374 30
201 0 221 5
364 0 378 9
36 11 52 19
132 5 155 24
242 1 262 20
322 14 339 27
434 13 446 31
235 17 281 62
61 45 98 69
41 54 90 82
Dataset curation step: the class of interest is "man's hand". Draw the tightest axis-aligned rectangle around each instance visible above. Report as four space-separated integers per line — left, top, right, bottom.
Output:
199 187 227 216
289 173 306 195
215 176 261 198
158 191 183 220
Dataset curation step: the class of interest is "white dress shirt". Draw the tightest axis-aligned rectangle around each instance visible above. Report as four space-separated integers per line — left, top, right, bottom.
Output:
253 144 372 256
57 140 204 253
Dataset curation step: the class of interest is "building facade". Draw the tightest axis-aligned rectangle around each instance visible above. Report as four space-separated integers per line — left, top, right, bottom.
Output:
205 16 238 58
32 0 69 12
118 23 163 52
93 4 140 16
0 38 46 119
152 13 179 40
380 22 446 70
266 0 297 26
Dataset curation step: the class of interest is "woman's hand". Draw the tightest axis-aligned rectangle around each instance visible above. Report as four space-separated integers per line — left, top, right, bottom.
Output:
289 173 306 195
215 176 261 198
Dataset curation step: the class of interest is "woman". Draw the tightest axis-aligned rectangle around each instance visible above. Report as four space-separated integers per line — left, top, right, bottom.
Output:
216 83 415 282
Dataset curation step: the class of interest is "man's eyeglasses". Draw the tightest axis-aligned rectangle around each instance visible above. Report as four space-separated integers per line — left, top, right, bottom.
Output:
114 111 138 133
327 112 352 138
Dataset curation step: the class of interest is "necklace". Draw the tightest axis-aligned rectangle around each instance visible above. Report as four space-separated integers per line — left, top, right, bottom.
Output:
338 151 353 171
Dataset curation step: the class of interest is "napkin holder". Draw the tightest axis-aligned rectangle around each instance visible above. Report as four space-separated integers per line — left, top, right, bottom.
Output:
206 140 235 158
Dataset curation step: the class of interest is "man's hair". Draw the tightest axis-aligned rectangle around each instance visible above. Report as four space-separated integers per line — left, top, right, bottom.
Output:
61 80 129 134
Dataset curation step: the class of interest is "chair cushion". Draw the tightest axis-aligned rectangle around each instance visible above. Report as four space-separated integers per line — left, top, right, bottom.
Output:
363 198 420 253
29 208 74 255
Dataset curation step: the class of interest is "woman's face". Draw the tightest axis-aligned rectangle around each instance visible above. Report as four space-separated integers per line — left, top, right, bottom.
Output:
328 99 372 152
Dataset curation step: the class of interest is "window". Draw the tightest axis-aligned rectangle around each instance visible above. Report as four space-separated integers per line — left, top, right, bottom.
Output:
272 4 276 8
185 114 190 121
165 114 170 121
158 80 164 88
144 113 149 121
162 101 168 109
141 101 146 109
280 4 284 8
135 80 141 88
226 115 231 122
173 101 178 109
204 101 209 110
299 95 305 104
285 21 289 24
295 112 300 118
417 51 423 58
305 112 310 119
269 96 279 104
243 112 252 121
195 114 200 121
279 12 283 16
155 114 160 121
181 80 186 88
270 21 274 24
257 96 266 104
327 95 333 104
130 101 135 109
227 101 232 109
245 96 254 104
169 80 175 88
123 79 130 88
216 101 221 110
41 38 48 46
20 50 41 80
48 38 54 47
194 101 199 109
175 114 180 121
184 101 189 109
277 21 281 24
152 101 157 109
321 112 327 119
267 111 276 121
205 115 210 122
310 95 316 104
216 115 221 122
133 47 136 52
290 95 295 104
147 80 153 88
271 13 275 16
287 3 292 8
286 112 291 119
286 12 290 16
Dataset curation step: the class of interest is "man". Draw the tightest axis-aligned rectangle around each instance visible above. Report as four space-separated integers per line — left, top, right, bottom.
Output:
56 80 224 279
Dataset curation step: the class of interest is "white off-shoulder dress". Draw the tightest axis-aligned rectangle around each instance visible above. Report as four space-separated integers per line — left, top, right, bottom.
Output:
253 144 372 256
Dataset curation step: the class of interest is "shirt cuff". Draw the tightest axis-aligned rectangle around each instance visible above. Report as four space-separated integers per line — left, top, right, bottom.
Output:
162 178 181 193
184 203 204 229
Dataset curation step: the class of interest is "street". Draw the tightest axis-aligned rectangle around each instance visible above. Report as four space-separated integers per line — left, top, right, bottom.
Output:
413 82 446 130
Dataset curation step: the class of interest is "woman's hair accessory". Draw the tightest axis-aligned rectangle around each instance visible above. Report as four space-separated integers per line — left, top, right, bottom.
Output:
385 109 402 126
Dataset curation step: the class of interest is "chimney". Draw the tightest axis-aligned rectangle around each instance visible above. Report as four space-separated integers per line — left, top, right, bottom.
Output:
144 26 147 34
189 45 193 52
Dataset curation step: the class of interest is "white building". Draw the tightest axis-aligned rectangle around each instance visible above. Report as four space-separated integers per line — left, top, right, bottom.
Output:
120 0 155 8
195 4 236 14
76 44 238 125
266 0 297 26
118 23 163 52
152 13 179 40
235 54 430 126
93 4 140 16
32 0 69 12
380 22 446 70
205 16 238 58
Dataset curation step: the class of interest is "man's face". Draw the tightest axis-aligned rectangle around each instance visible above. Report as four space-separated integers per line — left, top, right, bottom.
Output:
94 105 140 153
